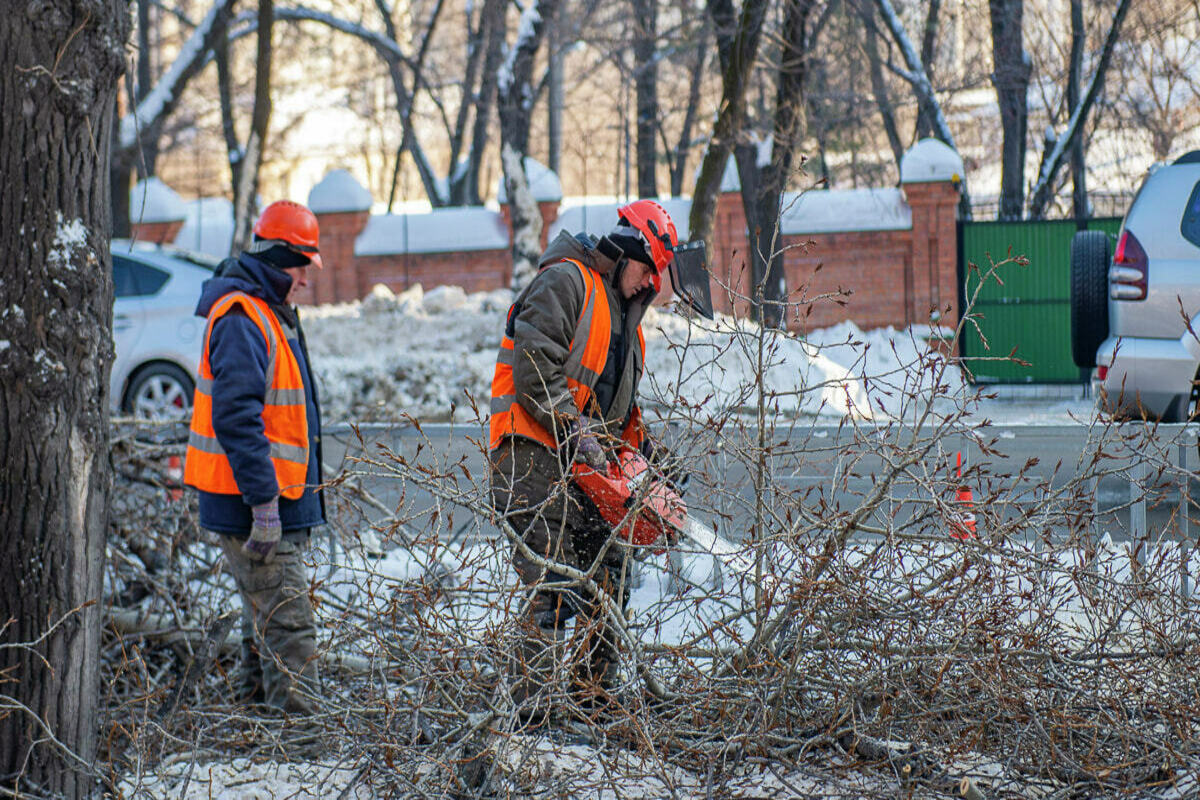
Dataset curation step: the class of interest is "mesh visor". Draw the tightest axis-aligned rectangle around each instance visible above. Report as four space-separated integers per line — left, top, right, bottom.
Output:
667 240 713 319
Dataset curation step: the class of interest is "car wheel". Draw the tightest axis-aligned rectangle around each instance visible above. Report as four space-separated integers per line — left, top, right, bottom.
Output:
123 363 194 421
1070 230 1112 369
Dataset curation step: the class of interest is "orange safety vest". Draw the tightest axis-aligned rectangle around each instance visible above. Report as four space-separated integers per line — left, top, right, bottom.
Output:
184 292 310 500
489 258 645 453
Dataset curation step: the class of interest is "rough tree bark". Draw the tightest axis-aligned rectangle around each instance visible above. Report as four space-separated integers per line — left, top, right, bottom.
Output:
989 0 1031 220
231 0 274 253
499 0 560 291
1068 0 1086 218
914 0 941 139
0 2 129 797
689 0 769 257
632 0 659 198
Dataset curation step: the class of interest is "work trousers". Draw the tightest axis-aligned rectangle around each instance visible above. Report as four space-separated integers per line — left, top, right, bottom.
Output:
217 533 319 714
490 438 631 708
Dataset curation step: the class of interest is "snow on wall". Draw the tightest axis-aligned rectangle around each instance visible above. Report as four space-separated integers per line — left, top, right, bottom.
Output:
355 207 510 256
308 169 374 214
550 197 693 240
779 187 912 234
174 198 234 259
130 178 187 224
899 138 964 184
496 156 563 203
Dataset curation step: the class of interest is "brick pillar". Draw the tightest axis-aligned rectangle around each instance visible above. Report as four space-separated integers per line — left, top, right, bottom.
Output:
902 181 960 328
129 219 184 245
712 191 749 317
307 210 369 305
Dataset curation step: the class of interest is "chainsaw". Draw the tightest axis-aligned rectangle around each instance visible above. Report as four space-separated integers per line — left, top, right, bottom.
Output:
571 450 757 578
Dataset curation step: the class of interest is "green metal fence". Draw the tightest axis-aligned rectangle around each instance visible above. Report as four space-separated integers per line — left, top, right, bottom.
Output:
958 217 1123 383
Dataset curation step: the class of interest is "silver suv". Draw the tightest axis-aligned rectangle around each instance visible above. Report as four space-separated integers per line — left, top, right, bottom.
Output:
1072 151 1200 421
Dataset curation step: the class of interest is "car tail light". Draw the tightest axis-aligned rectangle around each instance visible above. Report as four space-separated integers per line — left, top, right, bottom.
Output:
1109 230 1148 300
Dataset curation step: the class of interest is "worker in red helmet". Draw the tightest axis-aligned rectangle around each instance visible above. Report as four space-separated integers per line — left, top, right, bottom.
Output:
183 200 326 716
489 199 679 724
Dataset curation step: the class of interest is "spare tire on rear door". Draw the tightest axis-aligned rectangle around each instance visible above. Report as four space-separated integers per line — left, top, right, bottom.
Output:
1070 230 1112 368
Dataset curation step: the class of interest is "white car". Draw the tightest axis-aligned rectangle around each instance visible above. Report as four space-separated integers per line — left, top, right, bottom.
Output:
1071 151 1200 421
111 239 217 419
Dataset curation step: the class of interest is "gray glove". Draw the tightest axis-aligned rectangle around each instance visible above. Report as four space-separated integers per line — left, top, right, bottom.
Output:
242 497 282 562
569 417 607 469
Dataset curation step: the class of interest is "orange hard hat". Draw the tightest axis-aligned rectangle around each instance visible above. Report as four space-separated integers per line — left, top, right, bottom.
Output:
617 199 677 291
252 200 321 266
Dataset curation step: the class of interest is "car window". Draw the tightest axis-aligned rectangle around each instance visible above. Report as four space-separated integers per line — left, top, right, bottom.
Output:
1182 180 1200 249
112 256 170 297
112 256 139 298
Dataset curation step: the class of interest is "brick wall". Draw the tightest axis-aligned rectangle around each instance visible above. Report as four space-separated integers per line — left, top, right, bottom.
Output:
130 219 184 245
158 178 961 331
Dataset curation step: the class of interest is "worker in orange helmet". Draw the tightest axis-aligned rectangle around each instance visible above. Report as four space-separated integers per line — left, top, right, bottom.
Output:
488 199 679 724
184 200 326 715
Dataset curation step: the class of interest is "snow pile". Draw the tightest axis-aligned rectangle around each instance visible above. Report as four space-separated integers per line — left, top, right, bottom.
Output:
302 284 965 424
900 137 965 184
307 169 373 214
130 177 187 223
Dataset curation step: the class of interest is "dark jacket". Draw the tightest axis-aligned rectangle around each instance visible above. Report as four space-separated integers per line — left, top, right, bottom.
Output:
507 231 653 445
193 254 325 536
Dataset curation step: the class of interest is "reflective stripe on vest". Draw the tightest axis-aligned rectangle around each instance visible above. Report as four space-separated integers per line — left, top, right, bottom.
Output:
183 292 310 500
488 258 645 452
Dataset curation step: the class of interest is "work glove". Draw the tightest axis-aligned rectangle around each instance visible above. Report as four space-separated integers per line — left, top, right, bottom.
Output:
640 435 690 495
242 497 282 562
569 417 607 470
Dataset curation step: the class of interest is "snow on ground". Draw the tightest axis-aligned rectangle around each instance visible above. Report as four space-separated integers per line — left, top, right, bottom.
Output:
302 282 1089 427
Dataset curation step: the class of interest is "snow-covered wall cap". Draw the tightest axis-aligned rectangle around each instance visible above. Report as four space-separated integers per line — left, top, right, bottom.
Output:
175 198 234 259
899 139 964 184
308 169 374 214
130 177 187 224
356 207 510 255
496 157 563 204
780 187 912 234
550 197 693 240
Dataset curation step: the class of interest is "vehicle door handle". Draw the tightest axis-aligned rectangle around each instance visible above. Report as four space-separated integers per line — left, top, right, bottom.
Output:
114 314 132 331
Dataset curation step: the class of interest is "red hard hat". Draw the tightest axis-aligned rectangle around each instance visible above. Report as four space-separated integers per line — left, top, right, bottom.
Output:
253 200 321 266
617 199 678 292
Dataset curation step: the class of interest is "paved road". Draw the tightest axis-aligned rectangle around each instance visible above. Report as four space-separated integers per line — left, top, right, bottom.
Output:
321 420 1200 546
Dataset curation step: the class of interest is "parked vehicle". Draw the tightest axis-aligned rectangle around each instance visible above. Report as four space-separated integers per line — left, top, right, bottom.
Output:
1071 151 1200 421
111 240 216 419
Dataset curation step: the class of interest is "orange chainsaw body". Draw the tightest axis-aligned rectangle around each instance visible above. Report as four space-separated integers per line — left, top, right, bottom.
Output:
571 450 687 549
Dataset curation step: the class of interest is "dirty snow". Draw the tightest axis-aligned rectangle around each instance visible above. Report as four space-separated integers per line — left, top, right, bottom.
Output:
301 282 1086 426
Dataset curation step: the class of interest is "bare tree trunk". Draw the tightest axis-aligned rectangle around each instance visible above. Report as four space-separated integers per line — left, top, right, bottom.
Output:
745 0 814 329
632 0 659 197
914 0 941 139
0 4 128 797
989 0 1030 220
858 0 905 168
668 14 710 197
1068 0 1086 219
547 6 564 176
500 0 560 291
464 0 507 206
232 0 274 253
690 0 769 256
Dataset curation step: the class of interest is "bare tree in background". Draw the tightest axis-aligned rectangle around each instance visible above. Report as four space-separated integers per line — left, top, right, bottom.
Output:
0 2 129 797
500 0 560 291
989 0 1030 220
632 0 660 197
665 10 711 197
229 0 274 253
689 0 769 256
734 0 820 329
